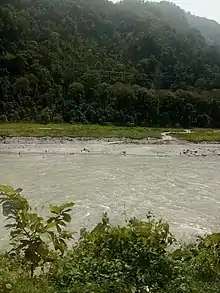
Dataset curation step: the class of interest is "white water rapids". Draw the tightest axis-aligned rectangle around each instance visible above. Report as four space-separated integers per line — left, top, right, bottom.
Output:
0 138 220 248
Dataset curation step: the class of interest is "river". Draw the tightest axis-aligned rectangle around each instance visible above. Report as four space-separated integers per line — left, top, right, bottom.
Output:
0 139 220 248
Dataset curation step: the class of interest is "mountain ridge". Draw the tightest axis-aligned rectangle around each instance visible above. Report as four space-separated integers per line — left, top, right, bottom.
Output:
1 0 220 127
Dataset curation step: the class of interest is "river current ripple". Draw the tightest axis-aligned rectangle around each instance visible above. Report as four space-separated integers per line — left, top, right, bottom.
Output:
0 143 220 248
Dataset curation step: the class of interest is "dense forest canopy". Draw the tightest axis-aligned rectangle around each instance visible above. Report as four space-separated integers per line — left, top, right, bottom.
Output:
1 0 220 127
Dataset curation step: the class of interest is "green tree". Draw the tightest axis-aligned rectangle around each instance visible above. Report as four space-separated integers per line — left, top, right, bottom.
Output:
0 185 75 276
1 0 220 127
67 82 85 105
197 113 212 127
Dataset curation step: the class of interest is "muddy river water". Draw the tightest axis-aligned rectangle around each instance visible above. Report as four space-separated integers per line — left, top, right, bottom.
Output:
0 138 220 248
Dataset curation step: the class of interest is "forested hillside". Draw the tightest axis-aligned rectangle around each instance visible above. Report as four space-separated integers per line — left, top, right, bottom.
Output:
1 0 220 127
187 13 220 47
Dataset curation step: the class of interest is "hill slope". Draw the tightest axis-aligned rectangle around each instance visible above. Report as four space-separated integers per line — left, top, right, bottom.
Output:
1 0 220 127
187 12 220 46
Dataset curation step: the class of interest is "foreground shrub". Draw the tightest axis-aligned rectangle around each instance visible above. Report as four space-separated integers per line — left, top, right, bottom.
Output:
175 233 220 280
0 185 74 276
50 214 183 292
1 185 220 293
0 253 54 293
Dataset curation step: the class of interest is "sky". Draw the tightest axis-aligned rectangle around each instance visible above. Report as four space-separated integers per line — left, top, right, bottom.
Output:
149 0 220 23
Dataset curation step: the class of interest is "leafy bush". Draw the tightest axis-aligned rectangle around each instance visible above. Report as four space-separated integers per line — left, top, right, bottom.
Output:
50 214 182 293
0 185 74 276
0 114 8 123
178 233 220 282
52 114 63 124
37 108 53 124
1 185 220 293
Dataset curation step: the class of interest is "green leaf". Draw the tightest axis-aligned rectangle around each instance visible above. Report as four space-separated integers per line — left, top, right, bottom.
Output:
49 205 61 214
47 217 56 224
4 223 17 229
63 208 73 213
47 231 56 241
205 233 220 247
56 224 62 233
59 238 67 247
63 213 71 223
37 243 49 258
61 202 75 211
5 215 16 221
46 222 56 229
61 231 74 239
0 185 14 194
58 221 67 227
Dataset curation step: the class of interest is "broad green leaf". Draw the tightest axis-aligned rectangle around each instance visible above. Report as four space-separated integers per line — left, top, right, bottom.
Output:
46 222 56 229
47 217 56 224
63 213 71 223
56 223 62 233
0 185 14 193
57 221 67 227
63 208 73 213
61 202 75 211
205 233 220 247
49 205 61 214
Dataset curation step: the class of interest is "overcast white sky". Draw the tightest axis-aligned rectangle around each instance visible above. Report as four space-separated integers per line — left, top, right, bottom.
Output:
149 0 220 23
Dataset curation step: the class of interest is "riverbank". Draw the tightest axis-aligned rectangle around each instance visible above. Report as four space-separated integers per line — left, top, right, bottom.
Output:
0 123 220 143
0 123 164 139
171 129 220 143
1 136 220 158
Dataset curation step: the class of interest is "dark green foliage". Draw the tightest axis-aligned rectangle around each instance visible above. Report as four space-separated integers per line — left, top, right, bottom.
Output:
0 114 8 123
49 215 175 292
52 114 63 124
171 234 220 293
0 185 75 276
50 213 177 292
50 214 220 293
1 0 220 127
37 107 53 124
176 233 220 282
1 185 220 292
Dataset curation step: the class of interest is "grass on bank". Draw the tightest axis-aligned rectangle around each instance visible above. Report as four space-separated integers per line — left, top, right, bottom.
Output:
171 130 220 142
0 123 220 142
0 123 164 139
